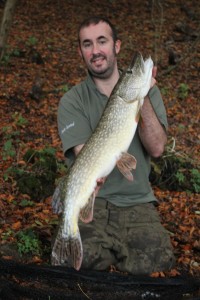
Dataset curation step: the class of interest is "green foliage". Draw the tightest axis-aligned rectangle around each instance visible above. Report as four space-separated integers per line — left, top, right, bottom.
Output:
160 86 169 96
5 147 57 200
0 47 22 65
175 171 185 184
39 147 56 156
2 139 16 160
56 161 68 174
190 169 200 193
16 229 41 256
19 199 35 207
61 84 69 93
23 147 56 162
1 125 20 139
4 166 24 181
26 36 38 47
1 113 28 161
11 48 21 57
2 111 58 200
1 228 14 241
55 84 69 94
12 112 28 127
0 52 11 65
177 123 186 133
178 83 189 100
150 138 199 193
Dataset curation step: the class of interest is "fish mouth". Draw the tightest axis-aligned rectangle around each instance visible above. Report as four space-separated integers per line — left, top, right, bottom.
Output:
127 52 144 73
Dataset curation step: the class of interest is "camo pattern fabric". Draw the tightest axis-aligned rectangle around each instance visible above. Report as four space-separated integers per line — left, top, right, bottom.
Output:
79 199 175 275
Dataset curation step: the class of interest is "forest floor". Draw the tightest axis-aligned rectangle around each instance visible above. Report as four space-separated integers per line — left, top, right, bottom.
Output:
0 0 199 292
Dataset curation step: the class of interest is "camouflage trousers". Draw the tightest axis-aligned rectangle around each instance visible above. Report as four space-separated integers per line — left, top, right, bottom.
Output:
79 198 175 275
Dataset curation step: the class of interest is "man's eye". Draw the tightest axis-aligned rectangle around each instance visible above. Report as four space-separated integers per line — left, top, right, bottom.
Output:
99 40 106 45
83 43 91 48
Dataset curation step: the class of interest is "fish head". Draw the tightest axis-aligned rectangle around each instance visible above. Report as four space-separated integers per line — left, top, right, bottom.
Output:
115 52 153 102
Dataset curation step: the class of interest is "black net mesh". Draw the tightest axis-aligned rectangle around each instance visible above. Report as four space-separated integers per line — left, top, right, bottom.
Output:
0 259 199 300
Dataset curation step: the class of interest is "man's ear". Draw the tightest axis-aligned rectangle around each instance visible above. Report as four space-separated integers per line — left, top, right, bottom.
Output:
115 39 121 55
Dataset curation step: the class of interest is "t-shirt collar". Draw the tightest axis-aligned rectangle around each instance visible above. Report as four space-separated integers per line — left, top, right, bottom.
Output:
85 72 108 98
85 70 122 97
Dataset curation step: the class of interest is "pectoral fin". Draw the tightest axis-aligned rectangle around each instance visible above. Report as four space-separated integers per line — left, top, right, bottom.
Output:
135 108 141 123
135 97 144 123
117 152 137 181
79 192 95 223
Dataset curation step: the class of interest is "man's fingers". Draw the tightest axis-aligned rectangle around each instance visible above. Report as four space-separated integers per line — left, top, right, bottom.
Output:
150 78 157 88
152 66 157 78
97 177 107 185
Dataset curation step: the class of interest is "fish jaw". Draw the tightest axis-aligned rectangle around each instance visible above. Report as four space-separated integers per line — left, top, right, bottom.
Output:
115 52 153 102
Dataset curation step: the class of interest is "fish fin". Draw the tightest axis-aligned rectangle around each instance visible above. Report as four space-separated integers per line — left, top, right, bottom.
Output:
51 185 63 214
117 152 137 181
51 226 83 271
95 177 106 196
135 107 141 123
52 176 67 214
139 115 144 128
123 97 138 104
135 98 143 122
79 192 95 223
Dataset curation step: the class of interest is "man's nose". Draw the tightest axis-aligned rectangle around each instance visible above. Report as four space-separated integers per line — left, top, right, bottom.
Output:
92 42 100 54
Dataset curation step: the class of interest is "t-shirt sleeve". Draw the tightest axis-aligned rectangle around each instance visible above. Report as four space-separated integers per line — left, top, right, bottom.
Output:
58 88 92 161
148 85 168 130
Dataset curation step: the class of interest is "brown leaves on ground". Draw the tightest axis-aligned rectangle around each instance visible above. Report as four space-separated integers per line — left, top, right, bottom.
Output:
0 0 200 278
154 188 200 276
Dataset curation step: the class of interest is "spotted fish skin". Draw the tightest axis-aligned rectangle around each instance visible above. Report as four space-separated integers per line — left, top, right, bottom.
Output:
51 52 153 270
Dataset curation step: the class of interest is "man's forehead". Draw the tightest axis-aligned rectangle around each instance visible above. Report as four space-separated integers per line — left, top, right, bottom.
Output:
79 22 112 41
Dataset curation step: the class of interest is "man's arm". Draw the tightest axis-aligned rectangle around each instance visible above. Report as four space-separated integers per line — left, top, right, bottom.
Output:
73 68 167 160
138 96 167 158
73 144 84 156
138 66 167 158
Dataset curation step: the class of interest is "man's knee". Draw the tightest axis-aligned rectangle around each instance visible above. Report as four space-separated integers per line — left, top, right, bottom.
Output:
116 203 175 274
82 242 116 270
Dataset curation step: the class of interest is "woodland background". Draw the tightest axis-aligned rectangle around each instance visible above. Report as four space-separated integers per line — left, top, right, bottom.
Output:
0 0 199 280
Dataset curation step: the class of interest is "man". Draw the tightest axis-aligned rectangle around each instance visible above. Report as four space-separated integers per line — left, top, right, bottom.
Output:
57 16 175 274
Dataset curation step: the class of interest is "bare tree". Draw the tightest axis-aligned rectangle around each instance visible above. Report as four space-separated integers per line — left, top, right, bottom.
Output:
0 0 18 61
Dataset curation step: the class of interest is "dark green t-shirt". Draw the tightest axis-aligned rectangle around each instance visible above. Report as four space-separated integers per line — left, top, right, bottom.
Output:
58 73 168 207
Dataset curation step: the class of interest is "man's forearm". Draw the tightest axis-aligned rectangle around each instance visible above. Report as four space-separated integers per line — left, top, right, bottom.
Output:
73 144 84 156
138 96 167 158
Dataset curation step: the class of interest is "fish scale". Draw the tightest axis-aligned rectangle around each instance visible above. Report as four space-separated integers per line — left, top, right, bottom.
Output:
51 52 153 270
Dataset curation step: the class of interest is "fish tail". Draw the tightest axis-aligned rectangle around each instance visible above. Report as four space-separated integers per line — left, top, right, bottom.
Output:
51 227 83 270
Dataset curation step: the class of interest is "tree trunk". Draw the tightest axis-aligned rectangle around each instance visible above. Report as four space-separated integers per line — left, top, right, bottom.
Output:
0 0 18 61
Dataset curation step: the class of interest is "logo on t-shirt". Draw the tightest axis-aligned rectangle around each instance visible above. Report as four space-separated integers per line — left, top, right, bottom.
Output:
61 122 75 134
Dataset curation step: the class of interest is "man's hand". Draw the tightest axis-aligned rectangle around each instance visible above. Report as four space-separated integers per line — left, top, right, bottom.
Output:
150 66 157 88
95 177 107 196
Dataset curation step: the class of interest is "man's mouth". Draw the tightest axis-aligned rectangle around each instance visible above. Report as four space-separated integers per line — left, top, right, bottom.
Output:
91 54 106 64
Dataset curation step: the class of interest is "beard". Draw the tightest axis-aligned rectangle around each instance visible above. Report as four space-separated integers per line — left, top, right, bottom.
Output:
81 47 117 79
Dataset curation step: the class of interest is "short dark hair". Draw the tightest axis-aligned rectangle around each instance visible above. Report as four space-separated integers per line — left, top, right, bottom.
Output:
78 16 118 44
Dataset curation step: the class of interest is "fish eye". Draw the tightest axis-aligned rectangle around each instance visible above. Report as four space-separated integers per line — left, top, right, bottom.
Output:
126 69 132 74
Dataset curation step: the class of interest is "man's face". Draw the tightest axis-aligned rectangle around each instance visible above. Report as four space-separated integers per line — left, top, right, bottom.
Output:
78 22 121 79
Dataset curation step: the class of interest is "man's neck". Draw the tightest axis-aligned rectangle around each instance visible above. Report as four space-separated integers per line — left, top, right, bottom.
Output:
92 67 120 98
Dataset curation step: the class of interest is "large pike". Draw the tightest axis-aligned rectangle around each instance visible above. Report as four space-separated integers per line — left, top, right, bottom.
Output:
51 52 153 270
